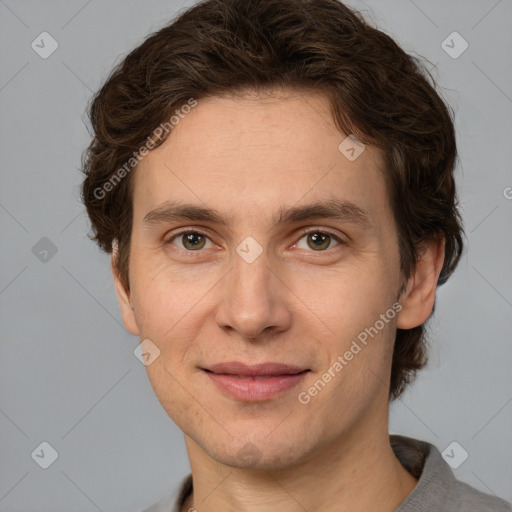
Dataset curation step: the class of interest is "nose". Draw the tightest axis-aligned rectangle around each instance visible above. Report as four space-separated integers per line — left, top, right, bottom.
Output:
214 245 292 342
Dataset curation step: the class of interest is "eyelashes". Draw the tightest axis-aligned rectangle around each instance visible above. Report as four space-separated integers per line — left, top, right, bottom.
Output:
165 227 344 253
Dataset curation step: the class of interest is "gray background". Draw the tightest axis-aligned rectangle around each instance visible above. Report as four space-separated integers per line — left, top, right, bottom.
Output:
1 0 511 510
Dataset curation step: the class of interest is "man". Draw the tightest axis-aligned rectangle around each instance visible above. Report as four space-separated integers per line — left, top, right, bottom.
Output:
81 0 511 510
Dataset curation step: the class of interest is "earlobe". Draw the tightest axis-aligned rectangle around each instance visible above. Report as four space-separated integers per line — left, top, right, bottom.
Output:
396 236 445 330
111 243 140 336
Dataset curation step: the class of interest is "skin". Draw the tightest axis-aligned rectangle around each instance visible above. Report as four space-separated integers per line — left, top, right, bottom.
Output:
112 88 445 512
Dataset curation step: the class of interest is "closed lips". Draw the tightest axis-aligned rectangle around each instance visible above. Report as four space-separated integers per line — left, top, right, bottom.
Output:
202 362 310 377
203 371 309 379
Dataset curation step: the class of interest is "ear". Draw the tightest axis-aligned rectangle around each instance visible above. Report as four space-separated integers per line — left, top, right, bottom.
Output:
396 235 445 330
112 241 140 336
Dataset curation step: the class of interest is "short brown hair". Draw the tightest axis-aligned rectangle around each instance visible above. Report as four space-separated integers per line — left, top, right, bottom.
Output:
81 0 464 400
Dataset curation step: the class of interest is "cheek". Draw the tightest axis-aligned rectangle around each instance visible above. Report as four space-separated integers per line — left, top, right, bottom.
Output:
131 279 213 381
129 257 201 330
293 267 398 396
291 265 395 338
144 361 195 428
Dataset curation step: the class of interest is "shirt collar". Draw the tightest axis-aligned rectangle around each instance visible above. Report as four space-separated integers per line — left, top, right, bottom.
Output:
171 434 455 512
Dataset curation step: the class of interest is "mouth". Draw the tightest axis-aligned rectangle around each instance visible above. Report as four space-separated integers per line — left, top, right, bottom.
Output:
201 362 311 402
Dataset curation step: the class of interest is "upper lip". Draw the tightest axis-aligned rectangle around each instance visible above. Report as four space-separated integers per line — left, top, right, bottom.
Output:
203 362 309 377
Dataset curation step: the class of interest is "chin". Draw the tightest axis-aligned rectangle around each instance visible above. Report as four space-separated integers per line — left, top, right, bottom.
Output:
197 428 318 471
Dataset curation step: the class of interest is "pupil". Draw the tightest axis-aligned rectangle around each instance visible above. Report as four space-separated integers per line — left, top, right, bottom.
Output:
185 233 204 249
309 232 329 250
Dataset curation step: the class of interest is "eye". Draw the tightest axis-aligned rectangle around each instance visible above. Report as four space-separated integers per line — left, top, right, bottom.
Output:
167 231 214 251
294 229 342 251
165 228 343 253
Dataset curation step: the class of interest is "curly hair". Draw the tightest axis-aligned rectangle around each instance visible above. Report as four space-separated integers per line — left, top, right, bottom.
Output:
81 0 464 400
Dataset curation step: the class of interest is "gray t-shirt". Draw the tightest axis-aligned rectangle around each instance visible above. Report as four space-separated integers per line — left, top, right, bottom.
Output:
141 435 512 511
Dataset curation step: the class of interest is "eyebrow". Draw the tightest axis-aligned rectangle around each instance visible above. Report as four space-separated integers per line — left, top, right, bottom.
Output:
142 197 372 231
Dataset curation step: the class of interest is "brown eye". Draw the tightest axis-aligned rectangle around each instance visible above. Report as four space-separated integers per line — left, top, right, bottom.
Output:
307 232 331 250
168 231 211 251
295 230 342 251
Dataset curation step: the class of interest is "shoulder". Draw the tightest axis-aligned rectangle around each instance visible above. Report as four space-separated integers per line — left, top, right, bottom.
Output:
139 474 192 512
391 435 511 512
444 479 512 511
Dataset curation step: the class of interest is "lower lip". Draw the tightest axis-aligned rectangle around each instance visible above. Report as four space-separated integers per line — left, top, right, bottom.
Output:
204 371 309 402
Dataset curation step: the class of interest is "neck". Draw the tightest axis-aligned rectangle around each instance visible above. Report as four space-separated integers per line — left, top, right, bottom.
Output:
182 422 418 512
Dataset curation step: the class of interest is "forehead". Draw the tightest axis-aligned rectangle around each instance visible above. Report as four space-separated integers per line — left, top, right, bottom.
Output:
132 90 390 228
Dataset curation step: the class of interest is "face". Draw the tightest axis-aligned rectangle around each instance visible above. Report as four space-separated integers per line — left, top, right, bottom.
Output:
113 88 434 470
